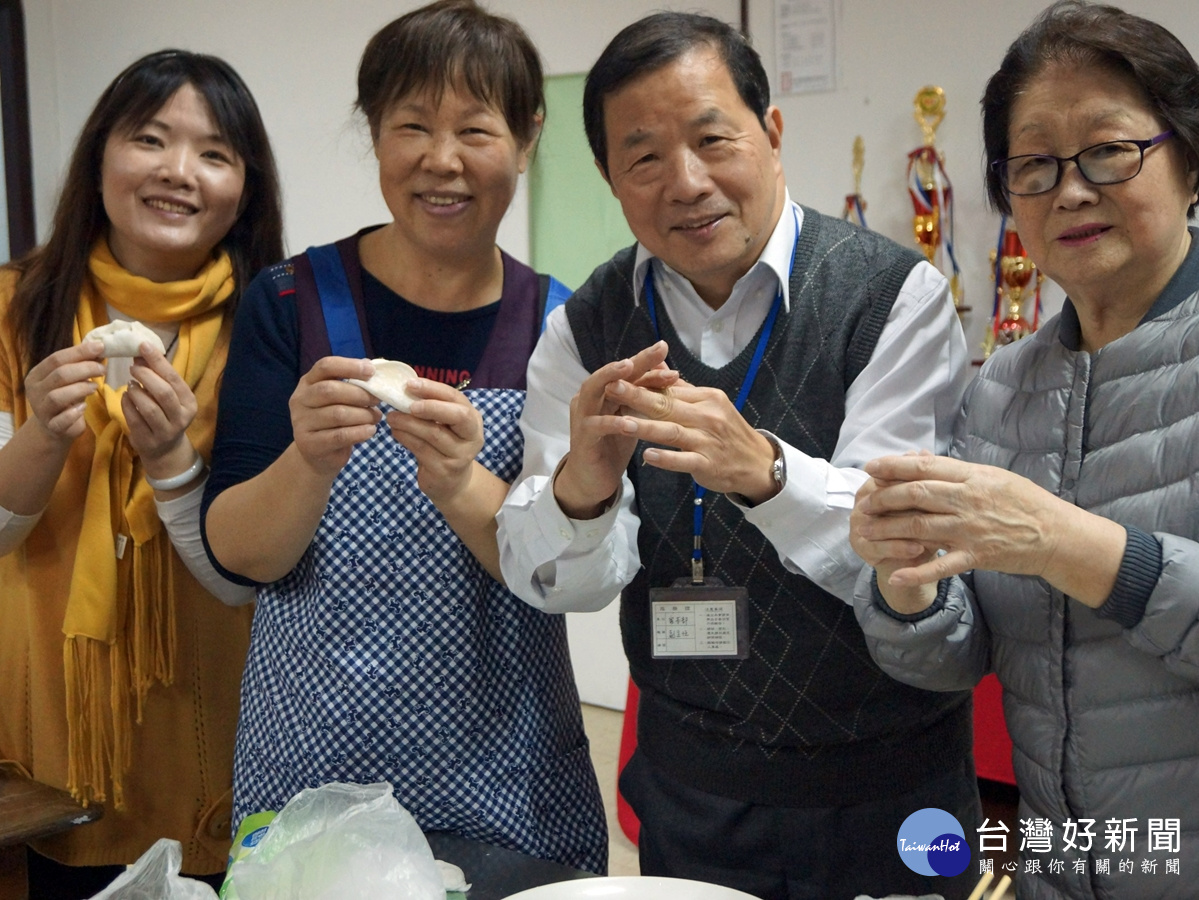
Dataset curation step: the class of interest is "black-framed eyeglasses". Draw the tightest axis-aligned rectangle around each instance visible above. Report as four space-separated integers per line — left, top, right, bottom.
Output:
992 130 1174 196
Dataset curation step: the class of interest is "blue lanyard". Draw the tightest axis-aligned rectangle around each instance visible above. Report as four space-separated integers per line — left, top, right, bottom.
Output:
641 208 798 583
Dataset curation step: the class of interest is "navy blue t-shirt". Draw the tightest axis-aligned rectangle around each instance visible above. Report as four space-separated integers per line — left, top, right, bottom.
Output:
359 267 498 388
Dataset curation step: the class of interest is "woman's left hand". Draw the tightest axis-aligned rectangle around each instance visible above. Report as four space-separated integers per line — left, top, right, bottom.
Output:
854 454 1069 586
123 340 200 482
853 453 1126 607
386 378 483 505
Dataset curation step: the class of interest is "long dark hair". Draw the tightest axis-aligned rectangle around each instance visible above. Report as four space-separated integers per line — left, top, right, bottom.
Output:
6 49 284 372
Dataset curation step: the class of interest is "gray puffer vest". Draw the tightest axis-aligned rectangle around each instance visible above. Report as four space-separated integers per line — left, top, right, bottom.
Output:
857 231 1199 899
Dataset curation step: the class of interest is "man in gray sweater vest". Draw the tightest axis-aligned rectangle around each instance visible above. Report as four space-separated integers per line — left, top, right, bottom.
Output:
498 11 980 899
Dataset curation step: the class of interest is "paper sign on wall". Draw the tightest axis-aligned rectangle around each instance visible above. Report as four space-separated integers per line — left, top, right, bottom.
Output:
775 0 836 95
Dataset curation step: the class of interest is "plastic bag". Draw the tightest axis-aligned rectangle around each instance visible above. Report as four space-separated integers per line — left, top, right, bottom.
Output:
89 838 218 900
221 781 444 900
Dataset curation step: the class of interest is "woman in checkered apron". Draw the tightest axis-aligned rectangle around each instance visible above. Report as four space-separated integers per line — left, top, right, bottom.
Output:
201 0 607 874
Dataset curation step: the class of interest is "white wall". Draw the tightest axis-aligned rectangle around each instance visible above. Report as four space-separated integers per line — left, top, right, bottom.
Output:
23 0 740 264
759 0 1197 358
26 0 1199 356
22 0 1199 708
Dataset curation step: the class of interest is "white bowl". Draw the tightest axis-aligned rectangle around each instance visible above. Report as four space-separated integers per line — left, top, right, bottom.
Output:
503 876 760 899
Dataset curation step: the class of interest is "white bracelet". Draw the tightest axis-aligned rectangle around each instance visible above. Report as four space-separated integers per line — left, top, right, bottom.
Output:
144 452 205 492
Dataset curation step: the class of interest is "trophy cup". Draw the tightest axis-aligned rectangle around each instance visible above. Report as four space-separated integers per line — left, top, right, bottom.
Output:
983 223 1042 359
907 86 966 313
911 89 944 261
842 136 868 229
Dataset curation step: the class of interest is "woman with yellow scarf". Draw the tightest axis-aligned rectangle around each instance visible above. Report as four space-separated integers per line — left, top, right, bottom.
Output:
0 50 282 896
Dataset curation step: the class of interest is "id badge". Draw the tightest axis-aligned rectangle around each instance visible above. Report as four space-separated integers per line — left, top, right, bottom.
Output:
649 577 750 660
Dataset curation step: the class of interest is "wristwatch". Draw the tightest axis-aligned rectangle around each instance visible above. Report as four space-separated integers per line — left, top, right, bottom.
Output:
729 434 786 508
767 434 786 490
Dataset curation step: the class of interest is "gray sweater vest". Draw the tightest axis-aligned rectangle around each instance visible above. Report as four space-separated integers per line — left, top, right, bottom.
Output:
566 208 972 806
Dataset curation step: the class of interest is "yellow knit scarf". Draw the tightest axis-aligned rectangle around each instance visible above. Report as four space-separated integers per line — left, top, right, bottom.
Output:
64 239 233 808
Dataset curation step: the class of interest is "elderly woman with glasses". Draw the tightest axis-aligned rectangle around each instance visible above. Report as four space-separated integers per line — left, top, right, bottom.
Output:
849 2 1199 897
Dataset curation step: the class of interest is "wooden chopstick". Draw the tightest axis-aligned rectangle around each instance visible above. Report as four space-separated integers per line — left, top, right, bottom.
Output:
989 874 1013 899
965 870 993 900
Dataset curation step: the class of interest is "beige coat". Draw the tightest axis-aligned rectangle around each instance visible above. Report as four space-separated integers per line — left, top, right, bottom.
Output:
0 270 252 874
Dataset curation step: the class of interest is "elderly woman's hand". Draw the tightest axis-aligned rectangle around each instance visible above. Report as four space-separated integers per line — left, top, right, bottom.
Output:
386 378 484 506
850 472 942 614
852 453 1128 608
289 357 383 480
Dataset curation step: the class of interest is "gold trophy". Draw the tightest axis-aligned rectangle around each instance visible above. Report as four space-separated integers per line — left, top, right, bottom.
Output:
907 86 965 311
843 136 868 228
984 226 1042 359
911 87 945 261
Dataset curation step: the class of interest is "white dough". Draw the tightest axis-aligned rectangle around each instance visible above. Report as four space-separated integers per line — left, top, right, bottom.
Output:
83 320 166 357
346 358 419 412
435 859 472 892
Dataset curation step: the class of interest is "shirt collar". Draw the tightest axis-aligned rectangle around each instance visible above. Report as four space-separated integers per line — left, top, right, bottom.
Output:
632 190 801 312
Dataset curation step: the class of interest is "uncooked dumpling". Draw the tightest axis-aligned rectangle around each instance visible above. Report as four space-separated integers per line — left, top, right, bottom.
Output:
435 859 471 892
347 358 418 412
83 320 166 357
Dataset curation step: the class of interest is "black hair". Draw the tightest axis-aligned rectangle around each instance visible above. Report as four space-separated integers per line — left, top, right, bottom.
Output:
7 48 283 371
356 0 544 147
583 11 769 177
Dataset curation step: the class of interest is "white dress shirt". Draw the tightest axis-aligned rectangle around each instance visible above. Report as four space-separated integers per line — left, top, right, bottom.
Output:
0 307 254 606
497 197 971 612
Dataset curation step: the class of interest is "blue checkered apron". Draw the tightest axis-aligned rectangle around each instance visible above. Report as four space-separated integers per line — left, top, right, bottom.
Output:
231 389 607 873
